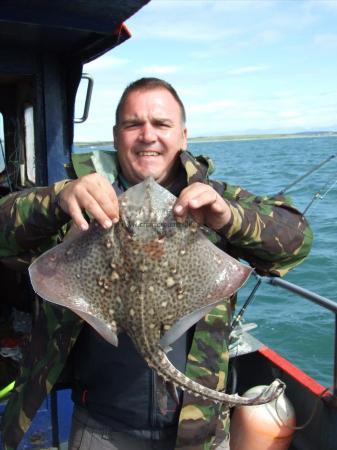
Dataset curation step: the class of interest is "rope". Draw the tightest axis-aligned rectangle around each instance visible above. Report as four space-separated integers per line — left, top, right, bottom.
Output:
275 386 331 431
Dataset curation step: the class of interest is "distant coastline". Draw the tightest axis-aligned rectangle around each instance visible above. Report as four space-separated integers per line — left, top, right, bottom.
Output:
75 131 337 147
188 131 337 143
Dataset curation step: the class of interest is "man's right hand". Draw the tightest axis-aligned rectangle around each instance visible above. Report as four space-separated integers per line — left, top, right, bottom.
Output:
57 173 119 231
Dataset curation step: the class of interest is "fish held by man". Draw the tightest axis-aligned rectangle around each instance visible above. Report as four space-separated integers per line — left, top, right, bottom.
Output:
29 177 284 406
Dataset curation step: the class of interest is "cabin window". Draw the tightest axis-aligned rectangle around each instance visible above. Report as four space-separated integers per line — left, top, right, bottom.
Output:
0 112 5 173
24 104 36 184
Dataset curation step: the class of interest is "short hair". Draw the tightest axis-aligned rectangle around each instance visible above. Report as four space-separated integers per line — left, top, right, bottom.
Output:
115 77 186 125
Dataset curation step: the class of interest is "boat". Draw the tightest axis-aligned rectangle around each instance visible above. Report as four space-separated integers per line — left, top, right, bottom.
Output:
0 2 336 449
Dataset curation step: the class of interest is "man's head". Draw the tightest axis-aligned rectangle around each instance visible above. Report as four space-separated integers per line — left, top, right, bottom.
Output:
113 78 187 186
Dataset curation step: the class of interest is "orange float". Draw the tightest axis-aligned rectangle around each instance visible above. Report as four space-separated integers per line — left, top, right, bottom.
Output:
230 385 296 450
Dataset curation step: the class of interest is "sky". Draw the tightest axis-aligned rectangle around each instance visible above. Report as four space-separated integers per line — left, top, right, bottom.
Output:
74 0 337 142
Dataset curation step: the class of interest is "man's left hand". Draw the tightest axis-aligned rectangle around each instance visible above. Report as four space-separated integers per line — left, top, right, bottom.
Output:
174 182 231 230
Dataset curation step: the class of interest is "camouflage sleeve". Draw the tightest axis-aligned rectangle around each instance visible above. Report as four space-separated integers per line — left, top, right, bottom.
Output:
210 180 313 277
0 180 71 257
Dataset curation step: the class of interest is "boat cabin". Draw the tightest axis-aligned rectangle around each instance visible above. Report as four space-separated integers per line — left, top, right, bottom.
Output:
0 1 149 447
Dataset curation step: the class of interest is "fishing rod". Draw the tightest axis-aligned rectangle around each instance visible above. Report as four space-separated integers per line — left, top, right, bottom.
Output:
276 153 337 214
278 154 336 195
231 275 262 329
303 171 337 214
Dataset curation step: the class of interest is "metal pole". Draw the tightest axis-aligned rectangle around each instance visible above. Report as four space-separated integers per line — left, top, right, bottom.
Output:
333 314 337 397
267 277 337 314
265 276 337 397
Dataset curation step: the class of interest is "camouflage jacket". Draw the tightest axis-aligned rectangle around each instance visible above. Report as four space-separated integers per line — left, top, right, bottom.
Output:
0 150 313 449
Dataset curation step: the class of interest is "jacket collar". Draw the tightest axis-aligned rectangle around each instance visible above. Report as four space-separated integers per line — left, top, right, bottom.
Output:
71 149 214 186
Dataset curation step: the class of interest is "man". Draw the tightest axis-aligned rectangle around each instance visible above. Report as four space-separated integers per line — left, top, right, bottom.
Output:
0 78 313 450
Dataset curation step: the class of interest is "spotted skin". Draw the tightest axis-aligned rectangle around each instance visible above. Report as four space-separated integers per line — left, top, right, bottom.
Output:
29 178 284 406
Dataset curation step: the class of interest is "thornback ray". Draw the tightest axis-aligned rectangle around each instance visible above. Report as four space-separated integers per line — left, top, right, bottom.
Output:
29 177 284 406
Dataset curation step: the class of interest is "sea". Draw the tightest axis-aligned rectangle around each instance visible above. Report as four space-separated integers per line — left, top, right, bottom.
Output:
80 136 337 388
188 136 337 389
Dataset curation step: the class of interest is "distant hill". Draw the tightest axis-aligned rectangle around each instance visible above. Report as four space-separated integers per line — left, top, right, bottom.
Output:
75 141 113 147
188 131 337 143
74 131 337 147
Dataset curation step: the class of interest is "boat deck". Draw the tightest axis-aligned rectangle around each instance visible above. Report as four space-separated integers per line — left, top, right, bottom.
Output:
1 334 336 450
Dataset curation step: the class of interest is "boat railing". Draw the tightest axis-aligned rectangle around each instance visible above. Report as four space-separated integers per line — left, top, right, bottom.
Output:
265 276 337 397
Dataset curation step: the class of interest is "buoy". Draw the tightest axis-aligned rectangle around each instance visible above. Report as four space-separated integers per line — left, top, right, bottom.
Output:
230 385 296 450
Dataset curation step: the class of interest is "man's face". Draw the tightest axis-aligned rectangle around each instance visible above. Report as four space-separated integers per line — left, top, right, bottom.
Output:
113 88 187 186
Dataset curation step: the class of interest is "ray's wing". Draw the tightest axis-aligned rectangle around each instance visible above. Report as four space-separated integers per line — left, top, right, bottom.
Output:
158 224 252 349
29 222 123 346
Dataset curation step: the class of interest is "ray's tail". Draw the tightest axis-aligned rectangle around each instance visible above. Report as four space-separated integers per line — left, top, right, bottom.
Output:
145 349 285 407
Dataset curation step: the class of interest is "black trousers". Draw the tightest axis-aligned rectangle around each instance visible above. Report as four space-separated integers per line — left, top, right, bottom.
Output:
68 406 177 450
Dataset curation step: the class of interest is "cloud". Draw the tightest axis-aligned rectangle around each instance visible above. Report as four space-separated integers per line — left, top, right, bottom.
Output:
131 20 242 43
257 29 282 45
85 56 129 71
184 90 337 137
187 100 237 114
122 0 321 72
278 111 302 119
307 0 337 12
126 0 245 43
212 0 276 13
226 65 269 76
140 65 181 75
313 33 337 49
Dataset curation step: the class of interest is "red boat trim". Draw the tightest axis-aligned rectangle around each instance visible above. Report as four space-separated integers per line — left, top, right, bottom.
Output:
112 23 132 43
121 23 132 38
259 345 331 398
